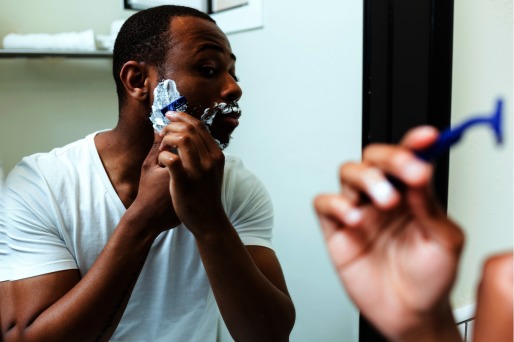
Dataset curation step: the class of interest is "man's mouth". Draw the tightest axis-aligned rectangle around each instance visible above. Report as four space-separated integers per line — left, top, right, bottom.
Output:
200 102 241 151
201 102 241 126
219 102 242 117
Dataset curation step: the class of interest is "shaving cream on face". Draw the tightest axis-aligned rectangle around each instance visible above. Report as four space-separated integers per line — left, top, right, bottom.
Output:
201 102 241 126
200 102 241 150
150 79 187 133
150 79 241 150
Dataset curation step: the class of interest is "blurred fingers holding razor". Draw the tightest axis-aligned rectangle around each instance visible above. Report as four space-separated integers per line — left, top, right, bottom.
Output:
314 126 464 341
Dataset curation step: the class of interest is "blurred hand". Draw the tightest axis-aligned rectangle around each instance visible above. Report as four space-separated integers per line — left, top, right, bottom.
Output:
314 126 464 341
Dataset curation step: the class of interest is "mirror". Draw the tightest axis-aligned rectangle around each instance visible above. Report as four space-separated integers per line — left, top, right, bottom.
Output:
0 0 363 341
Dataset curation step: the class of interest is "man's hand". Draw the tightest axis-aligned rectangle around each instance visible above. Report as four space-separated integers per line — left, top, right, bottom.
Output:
130 133 181 233
158 111 226 237
314 126 464 341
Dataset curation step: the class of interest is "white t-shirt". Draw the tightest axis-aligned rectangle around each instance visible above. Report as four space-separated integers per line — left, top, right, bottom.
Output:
0 185 10 282
2 131 274 341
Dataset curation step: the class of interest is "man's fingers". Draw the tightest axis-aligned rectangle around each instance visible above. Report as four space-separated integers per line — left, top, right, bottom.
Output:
407 187 464 255
340 162 400 209
341 183 361 205
314 194 381 270
158 150 178 168
164 111 219 153
399 125 439 150
314 194 363 232
362 145 433 188
339 127 437 211
160 113 216 171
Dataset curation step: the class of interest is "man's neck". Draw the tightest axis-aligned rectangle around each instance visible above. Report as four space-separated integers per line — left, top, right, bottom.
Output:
94 118 154 207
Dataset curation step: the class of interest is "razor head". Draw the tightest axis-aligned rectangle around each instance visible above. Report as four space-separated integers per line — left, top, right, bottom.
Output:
491 98 503 145
415 97 505 161
160 96 188 115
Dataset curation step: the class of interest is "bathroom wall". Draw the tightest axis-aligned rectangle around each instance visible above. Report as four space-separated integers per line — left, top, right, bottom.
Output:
449 0 513 310
224 1 363 340
0 0 130 172
0 0 363 341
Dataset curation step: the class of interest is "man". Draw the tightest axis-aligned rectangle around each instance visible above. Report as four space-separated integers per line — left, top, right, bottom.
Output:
314 126 512 341
1 5 295 341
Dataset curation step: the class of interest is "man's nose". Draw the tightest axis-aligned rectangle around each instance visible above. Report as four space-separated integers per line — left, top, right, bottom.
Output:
221 74 242 103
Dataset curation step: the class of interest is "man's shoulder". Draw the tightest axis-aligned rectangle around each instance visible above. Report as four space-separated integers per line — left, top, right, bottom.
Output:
223 153 242 169
223 154 260 182
43 132 97 161
7 132 98 185
223 154 254 183
222 153 270 201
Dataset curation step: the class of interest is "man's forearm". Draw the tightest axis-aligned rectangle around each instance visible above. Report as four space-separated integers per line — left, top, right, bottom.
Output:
6 213 158 342
195 219 295 342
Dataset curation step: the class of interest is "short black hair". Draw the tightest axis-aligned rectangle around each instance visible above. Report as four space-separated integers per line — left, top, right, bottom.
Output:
112 5 215 108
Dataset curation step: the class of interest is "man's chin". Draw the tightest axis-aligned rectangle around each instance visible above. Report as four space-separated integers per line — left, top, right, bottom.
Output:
205 122 233 150
213 136 232 150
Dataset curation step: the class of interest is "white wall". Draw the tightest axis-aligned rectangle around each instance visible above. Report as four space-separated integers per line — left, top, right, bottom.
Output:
0 1 363 341
449 0 513 309
225 1 363 340
0 0 132 173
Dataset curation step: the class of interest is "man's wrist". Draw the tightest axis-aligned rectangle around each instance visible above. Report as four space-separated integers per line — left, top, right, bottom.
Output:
184 208 232 241
396 307 462 342
120 206 161 242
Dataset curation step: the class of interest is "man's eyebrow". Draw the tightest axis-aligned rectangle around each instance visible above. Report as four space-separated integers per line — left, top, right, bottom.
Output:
196 43 237 61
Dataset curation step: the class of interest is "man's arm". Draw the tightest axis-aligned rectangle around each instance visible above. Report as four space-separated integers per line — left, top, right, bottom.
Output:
0 281 14 341
4 141 178 342
473 252 513 342
5 218 155 342
159 111 295 342
197 227 295 342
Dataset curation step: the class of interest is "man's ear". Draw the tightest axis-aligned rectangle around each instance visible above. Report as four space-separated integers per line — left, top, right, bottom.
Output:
119 61 152 102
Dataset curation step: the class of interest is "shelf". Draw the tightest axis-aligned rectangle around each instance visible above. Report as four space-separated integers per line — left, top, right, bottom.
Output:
0 49 112 58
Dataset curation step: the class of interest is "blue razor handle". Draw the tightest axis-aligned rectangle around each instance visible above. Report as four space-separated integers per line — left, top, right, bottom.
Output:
380 98 504 195
160 96 188 115
416 98 504 161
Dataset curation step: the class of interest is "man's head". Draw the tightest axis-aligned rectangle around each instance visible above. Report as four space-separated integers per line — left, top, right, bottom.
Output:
113 5 242 148
113 5 214 106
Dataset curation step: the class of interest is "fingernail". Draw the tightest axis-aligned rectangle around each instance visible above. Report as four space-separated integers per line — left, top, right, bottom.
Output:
370 181 395 205
345 209 362 225
165 111 177 118
403 161 427 182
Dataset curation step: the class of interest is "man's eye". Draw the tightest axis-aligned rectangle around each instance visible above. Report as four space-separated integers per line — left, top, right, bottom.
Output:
201 66 216 77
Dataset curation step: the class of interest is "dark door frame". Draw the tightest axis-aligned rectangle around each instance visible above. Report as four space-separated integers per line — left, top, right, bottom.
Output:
361 0 455 340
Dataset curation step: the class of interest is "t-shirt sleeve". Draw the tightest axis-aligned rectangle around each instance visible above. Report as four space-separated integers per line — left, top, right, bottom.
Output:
0 190 11 282
4 157 77 281
223 157 274 249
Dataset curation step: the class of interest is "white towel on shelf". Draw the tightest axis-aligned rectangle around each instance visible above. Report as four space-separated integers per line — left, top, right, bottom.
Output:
2 29 96 51
95 34 115 51
94 19 126 51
